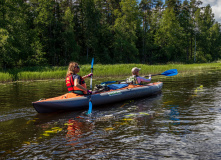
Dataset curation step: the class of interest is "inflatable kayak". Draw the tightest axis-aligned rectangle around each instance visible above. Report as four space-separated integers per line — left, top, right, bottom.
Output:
32 82 163 113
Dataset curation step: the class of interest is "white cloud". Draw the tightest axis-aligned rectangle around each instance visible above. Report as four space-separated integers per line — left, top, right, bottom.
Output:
201 0 221 23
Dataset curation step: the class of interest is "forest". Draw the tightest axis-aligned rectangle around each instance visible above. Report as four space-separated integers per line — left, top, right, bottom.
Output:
0 0 221 69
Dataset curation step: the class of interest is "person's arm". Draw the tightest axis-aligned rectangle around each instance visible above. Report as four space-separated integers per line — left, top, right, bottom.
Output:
82 73 93 80
74 78 88 92
137 75 151 83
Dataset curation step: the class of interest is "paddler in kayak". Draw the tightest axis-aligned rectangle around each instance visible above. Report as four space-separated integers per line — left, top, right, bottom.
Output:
66 62 93 95
127 67 151 84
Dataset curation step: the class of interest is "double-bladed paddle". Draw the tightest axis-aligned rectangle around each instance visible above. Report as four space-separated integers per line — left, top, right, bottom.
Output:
101 69 178 85
144 69 178 77
87 58 94 115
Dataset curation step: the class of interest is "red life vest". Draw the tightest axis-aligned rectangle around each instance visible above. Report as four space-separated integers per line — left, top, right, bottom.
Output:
66 74 86 94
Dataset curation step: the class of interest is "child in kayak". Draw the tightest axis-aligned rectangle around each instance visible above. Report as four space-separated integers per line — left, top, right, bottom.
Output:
127 67 151 84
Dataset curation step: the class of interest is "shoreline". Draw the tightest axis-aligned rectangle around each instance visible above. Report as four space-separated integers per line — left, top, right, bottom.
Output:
1 63 221 83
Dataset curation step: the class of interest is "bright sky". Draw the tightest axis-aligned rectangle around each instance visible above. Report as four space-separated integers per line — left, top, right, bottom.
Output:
138 0 221 24
201 0 221 23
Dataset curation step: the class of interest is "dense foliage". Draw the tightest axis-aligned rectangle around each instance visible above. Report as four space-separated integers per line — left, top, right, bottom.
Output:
0 0 220 69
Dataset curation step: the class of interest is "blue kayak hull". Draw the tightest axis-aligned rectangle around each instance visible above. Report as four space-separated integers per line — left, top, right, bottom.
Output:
32 82 163 113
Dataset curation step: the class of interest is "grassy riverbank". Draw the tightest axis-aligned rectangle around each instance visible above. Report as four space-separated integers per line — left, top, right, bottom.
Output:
1 63 221 83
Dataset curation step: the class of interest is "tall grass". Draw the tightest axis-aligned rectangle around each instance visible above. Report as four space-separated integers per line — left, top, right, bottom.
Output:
0 63 221 83
0 72 13 82
18 71 66 81
94 63 221 77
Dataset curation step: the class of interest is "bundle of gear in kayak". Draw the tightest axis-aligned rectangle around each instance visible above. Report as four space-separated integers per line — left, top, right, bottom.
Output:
94 84 110 92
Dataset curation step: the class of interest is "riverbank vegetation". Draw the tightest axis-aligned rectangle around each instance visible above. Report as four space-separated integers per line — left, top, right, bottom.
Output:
1 0 221 70
1 63 221 83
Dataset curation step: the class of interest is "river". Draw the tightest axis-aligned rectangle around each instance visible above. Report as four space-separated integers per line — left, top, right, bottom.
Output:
0 70 221 159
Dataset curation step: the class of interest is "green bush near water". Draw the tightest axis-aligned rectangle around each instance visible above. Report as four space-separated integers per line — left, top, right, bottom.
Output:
0 63 221 83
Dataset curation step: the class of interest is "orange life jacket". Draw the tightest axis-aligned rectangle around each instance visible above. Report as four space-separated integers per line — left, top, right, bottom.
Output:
66 74 87 94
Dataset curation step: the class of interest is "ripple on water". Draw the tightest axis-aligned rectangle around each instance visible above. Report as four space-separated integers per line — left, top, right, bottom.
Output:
0 108 36 122
2 74 221 159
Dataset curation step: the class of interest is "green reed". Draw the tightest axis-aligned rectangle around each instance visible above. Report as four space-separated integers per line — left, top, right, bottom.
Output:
0 72 13 82
0 63 221 83
18 71 67 81
93 63 221 77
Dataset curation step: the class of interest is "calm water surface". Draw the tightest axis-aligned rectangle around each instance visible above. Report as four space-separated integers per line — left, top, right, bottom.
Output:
0 71 221 159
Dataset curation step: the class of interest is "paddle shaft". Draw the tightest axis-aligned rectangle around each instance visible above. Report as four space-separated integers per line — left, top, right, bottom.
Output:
144 74 161 77
88 58 94 115
90 67 93 90
101 69 177 85
144 69 178 77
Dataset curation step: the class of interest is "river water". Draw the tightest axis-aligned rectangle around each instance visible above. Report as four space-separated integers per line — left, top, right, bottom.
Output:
0 70 221 159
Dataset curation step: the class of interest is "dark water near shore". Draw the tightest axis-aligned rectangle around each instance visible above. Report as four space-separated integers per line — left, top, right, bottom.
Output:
1 71 221 159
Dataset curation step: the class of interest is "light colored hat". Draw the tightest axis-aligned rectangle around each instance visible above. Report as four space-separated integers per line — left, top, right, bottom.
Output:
131 67 141 74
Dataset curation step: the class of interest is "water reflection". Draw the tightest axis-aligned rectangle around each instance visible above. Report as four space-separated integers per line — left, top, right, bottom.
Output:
1 71 221 159
66 117 94 147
